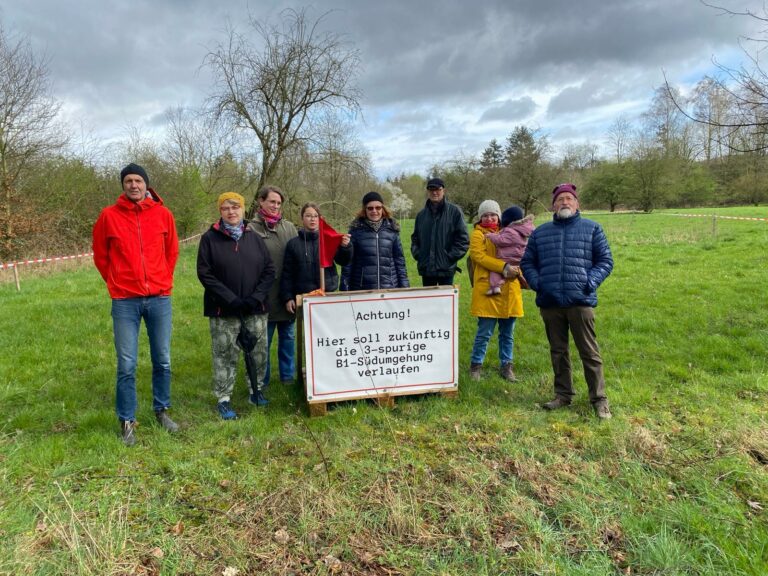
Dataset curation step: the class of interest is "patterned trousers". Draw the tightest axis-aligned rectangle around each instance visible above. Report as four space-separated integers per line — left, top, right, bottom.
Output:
209 314 268 402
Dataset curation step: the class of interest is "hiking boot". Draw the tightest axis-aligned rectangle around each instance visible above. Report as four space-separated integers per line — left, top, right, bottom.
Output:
155 409 179 433
500 363 517 382
217 401 238 420
469 363 482 381
249 390 269 407
121 420 136 447
542 397 571 411
595 402 612 420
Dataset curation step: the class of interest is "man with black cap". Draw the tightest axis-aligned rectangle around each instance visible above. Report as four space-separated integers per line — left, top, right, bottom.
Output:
93 163 180 445
521 183 614 419
410 177 469 286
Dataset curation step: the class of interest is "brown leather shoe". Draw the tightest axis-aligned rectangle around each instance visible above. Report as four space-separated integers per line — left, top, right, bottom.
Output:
469 363 482 381
542 397 571 411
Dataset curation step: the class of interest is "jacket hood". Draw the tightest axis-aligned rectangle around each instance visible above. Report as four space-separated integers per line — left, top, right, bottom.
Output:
508 217 535 237
116 187 165 211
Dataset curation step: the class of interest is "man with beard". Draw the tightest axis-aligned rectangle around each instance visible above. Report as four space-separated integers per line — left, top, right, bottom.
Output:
521 183 614 419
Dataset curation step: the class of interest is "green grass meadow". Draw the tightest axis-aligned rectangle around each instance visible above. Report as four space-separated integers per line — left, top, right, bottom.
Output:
1 208 767 575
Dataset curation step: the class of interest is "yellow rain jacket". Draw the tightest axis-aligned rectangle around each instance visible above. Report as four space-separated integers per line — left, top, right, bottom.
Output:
469 223 524 319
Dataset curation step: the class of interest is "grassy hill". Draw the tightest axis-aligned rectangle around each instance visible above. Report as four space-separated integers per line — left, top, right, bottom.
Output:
1 209 767 575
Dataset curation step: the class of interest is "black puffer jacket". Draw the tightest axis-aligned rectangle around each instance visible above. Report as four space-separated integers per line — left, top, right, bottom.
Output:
280 229 352 302
340 218 409 291
196 220 275 317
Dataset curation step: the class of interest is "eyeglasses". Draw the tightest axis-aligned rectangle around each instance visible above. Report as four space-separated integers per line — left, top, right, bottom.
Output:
220 205 241 212
480 214 498 220
304 214 319 219
366 205 383 211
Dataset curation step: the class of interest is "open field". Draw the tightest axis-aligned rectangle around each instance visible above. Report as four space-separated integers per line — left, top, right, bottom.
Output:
1 208 767 575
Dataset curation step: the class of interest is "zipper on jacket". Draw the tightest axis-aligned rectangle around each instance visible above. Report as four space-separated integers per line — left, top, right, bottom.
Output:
376 231 381 289
135 209 149 294
559 224 566 301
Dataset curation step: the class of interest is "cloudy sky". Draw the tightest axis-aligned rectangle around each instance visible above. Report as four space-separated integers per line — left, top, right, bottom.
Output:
2 1 763 178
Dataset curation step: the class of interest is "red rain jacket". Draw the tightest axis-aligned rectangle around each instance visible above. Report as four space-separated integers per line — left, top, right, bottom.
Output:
92 189 179 299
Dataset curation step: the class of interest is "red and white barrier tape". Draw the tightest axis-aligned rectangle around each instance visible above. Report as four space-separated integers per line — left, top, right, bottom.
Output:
1 233 202 271
180 233 202 244
0 252 94 270
665 213 768 222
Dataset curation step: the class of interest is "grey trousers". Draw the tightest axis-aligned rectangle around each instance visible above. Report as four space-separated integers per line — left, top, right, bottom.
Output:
540 306 607 405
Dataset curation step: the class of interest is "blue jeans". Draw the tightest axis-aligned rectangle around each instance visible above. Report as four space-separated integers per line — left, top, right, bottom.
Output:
470 317 516 366
264 320 295 384
111 297 172 421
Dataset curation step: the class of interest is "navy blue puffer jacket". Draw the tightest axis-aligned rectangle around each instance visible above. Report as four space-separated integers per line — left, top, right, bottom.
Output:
340 218 410 291
520 212 613 308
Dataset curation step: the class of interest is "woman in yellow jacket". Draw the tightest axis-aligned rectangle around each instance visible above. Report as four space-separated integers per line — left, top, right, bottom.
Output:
469 199 524 382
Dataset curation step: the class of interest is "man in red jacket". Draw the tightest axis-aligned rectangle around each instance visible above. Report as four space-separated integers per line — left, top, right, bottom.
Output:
93 163 180 446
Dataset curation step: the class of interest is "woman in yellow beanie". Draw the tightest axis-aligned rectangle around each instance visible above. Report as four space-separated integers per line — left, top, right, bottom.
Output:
197 192 275 420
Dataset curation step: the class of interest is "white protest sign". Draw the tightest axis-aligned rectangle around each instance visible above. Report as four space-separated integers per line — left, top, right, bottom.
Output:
301 287 459 402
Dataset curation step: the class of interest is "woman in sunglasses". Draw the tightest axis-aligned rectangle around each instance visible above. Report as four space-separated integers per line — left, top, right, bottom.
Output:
340 191 409 291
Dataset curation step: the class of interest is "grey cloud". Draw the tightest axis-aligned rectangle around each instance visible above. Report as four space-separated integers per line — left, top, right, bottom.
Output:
479 97 537 123
547 78 622 116
2 0 765 176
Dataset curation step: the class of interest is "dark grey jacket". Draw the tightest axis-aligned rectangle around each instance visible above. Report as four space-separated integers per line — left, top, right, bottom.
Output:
410 199 469 277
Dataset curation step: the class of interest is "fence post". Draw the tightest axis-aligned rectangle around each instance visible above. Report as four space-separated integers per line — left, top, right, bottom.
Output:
13 264 20 292
712 215 717 238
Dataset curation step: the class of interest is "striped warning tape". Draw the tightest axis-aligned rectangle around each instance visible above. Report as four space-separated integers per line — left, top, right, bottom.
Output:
1 233 203 271
587 210 768 221
664 213 768 222
180 233 202 243
0 252 93 271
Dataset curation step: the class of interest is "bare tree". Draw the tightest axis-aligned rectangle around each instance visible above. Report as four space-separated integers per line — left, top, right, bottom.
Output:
664 3 768 152
303 112 372 223
204 8 362 216
643 86 694 159
163 106 250 197
560 142 600 173
0 24 65 259
606 115 632 164
690 77 735 160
